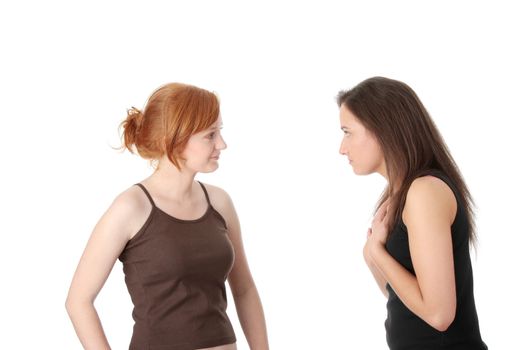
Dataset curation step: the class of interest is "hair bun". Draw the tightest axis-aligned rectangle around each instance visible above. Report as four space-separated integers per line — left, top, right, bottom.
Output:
127 106 143 125
121 106 144 153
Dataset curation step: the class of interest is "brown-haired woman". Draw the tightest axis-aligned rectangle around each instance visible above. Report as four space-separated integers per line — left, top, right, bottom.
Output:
66 83 269 350
337 77 487 349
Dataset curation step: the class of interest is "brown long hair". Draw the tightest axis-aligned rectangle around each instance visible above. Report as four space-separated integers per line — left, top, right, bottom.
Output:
120 83 220 169
337 77 476 243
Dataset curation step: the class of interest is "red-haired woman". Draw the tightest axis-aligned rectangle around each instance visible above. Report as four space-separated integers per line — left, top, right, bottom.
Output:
66 83 269 350
337 77 487 349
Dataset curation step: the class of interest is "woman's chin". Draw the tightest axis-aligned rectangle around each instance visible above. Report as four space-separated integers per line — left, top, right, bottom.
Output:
200 162 219 173
352 167 371 176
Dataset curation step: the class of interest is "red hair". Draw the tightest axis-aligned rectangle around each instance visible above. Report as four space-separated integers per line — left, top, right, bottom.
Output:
120 83 220 168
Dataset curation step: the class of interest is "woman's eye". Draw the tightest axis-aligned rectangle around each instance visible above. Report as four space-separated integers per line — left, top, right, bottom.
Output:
207 132 216 139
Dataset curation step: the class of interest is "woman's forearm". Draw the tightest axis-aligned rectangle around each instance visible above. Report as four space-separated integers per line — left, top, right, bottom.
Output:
364 243 388 297
232 286 269 350
65 299 111 350
365 255 389 298
369 244 449 330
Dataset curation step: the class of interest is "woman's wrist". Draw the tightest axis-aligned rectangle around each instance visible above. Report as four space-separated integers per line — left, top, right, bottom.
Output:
369 241 387 263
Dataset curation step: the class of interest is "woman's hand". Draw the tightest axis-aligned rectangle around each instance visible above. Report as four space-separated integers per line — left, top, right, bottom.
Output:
362 227 373 263
363 226 389 298
369 199 390 246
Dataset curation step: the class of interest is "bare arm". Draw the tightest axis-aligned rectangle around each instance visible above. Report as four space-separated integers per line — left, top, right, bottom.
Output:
368 176 457 331
65 187 149 349
207 185 269 350
363 228 388 298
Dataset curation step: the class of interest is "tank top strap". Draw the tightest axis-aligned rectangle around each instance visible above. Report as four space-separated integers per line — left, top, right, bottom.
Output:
197 181 211 205
421 169 463 206
135 183 156 207
425 169 456 192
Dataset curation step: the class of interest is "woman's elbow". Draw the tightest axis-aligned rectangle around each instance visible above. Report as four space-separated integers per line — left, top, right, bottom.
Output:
65 294 93 317
231 282 257 299
428 306 456 332
65 295 78 317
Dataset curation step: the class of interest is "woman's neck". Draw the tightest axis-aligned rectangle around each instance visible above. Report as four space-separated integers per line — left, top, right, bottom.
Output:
145 158 197 202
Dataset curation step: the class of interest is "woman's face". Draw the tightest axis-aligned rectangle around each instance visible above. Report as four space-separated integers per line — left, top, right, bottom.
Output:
181 115 227 173
339 105 386 177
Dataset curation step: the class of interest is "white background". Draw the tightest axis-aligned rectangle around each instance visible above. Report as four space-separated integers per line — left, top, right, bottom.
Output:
1 1 523 349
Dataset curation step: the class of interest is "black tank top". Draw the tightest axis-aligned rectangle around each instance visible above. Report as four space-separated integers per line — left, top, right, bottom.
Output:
385 170 487 350
118 182 236 350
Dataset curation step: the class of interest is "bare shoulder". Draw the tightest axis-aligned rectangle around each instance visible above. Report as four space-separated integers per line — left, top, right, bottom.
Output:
407 176 455 202
111 185 151 215
199 182 235 216
104 185 153 239
403 175 457 225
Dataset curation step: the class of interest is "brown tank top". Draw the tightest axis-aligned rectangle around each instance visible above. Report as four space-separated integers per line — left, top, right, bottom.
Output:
118 182 236 350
